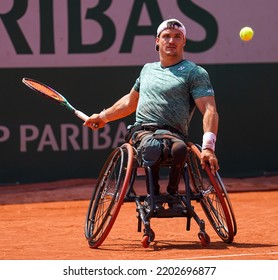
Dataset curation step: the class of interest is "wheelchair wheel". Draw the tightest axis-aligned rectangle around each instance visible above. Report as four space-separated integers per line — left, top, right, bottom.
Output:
85 143 134 248
215 172 237 236
190 144 237 237
187 142 236 244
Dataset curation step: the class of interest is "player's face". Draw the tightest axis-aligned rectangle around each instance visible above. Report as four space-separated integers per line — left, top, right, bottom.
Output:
157 29 186 57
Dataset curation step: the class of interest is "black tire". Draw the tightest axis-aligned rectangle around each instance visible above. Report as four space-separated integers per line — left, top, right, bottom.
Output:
187 143 235 243
84 143 134 248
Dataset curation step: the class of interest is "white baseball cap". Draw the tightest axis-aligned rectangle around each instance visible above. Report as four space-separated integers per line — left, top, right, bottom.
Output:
156 18 186 38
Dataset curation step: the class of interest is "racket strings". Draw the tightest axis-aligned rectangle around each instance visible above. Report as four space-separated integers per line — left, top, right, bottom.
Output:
27 80 65 102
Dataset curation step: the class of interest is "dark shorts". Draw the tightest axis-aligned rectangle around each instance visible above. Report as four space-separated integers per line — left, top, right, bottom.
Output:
125 125 186 167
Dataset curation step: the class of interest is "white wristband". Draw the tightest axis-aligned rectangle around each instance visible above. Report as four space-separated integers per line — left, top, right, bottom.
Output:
99 109 109 123
202 132 216 152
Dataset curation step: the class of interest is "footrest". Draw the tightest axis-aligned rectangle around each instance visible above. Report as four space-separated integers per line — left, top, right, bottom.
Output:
155 194 182 204
153 207 188 218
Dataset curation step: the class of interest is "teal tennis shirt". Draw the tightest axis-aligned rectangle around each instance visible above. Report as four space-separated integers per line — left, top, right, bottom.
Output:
133 59 215 137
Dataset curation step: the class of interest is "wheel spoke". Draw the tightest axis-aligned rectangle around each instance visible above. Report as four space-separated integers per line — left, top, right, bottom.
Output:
187 143 235 243
85 144 134 248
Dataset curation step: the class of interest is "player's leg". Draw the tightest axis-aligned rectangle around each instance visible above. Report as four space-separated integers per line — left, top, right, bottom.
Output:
167 140 187 209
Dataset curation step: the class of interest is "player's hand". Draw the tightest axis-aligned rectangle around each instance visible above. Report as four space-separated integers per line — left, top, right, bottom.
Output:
83 113 105 130
200 149 219 176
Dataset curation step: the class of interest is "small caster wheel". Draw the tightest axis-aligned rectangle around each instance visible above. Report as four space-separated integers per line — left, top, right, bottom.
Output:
141 235 150 248
198 231 210 247
141 229 155 248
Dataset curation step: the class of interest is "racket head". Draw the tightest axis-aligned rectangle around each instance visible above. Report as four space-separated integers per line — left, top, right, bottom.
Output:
22 77 70 105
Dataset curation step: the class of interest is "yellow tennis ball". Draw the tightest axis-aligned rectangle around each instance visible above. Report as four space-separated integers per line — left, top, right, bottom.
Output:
239 27 254 41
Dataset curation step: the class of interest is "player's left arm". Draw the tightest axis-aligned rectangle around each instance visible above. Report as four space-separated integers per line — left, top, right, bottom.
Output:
195 95 220 175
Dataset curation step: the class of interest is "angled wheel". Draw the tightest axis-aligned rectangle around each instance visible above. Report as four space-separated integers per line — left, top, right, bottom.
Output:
191 144 237 237
85 143 134 248
187 142 236 244
215 172 237 236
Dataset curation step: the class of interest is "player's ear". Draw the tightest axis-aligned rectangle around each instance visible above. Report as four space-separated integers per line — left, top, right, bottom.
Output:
155 37 160 51
183 37 186 47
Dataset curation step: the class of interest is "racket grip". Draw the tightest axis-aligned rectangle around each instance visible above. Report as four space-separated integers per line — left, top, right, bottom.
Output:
75 110 99 128
75 110 89 121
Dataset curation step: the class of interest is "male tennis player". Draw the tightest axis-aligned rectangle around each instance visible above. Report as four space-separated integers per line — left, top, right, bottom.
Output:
85 19 219 210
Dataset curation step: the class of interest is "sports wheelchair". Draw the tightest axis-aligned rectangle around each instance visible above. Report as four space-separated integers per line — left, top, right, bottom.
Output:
85 141 237 248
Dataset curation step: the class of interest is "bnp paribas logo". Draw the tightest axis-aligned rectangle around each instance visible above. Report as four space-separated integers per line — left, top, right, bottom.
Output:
178 66 185 71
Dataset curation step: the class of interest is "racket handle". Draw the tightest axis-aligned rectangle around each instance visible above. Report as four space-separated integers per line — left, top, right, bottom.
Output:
75 110 89 121
75 110 99 128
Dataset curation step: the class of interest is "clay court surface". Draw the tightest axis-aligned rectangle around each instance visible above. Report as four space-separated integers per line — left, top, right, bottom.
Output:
0 176 278 260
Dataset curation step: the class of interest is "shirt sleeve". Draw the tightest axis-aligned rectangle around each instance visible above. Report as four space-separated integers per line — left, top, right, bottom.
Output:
133 76 140 92
189 65 215 100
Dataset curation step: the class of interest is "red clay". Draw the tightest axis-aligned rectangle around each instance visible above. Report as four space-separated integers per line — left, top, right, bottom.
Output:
0 177 277 260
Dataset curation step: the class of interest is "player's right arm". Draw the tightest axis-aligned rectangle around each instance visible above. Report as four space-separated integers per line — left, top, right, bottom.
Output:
84 88 139 129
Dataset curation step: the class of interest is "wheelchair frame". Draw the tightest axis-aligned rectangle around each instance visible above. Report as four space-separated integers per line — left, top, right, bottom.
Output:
84 142 237 248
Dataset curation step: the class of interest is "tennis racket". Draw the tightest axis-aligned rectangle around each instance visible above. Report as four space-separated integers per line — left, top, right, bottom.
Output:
22 78 98 127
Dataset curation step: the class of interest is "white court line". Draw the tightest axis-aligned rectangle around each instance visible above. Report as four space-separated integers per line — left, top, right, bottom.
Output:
177 251 278 260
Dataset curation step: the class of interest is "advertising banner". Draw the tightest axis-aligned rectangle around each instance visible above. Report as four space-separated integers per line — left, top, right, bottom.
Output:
0 0 277 183
0 0 277 68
